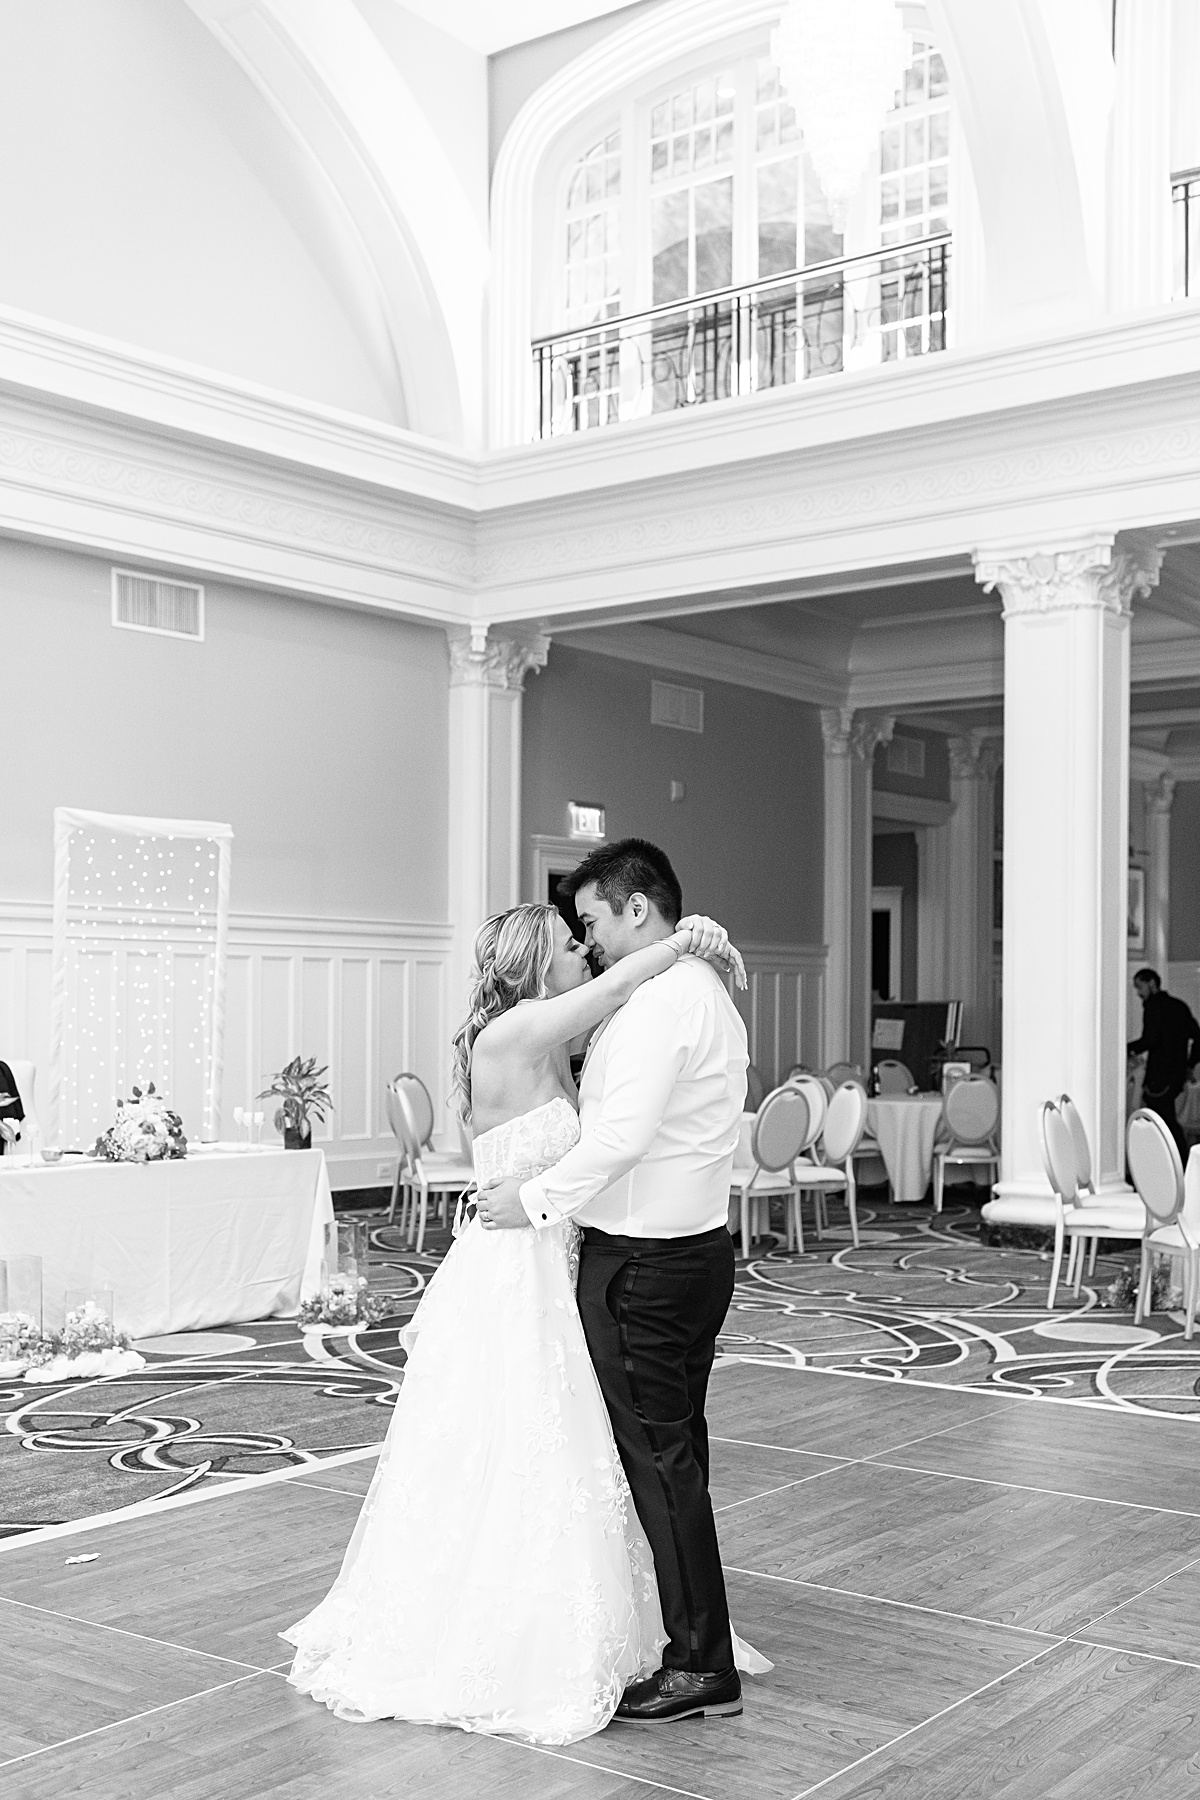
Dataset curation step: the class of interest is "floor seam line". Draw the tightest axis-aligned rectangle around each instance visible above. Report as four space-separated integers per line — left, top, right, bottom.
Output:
714 1465 848 1514
0 1591 285 1677
496 1731 717 1800
860 1455 1200 1518
722 1564 1062 1640
0 1667 272 1770
1063 1632 1200 1672
786 1638 1066 1799
1070 1544 1200 1637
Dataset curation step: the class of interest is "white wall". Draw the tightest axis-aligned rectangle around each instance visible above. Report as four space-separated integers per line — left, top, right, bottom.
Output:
0 0 406 420
0 537 453 1181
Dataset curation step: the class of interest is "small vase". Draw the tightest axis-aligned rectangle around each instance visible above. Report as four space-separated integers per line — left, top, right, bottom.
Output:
283 1122 312 1151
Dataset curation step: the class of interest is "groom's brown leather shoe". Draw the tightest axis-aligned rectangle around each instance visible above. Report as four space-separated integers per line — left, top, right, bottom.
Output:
614 1667 742 1723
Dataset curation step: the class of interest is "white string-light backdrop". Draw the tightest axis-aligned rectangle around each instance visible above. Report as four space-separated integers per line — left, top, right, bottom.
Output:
49 809 233 1150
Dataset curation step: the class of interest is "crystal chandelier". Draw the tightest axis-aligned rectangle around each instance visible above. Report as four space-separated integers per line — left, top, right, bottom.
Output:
771 0 912 231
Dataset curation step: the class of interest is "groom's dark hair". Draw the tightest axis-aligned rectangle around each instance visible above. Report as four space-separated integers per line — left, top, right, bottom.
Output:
560 838 683 927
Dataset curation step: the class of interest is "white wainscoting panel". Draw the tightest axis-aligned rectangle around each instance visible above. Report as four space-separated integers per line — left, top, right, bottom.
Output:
731 944 827 1090
0 904 453 1189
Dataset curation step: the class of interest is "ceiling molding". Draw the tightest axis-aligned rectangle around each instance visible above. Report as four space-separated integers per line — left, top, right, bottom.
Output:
552 623 848 708
873 791 955 826
1129 744 1171 781
848 658 1005 710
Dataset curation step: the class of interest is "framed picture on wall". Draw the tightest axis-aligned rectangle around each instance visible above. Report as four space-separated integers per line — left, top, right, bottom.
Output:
1128 863 1146 954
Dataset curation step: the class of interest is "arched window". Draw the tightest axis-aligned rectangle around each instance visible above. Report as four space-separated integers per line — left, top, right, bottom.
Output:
564 131 621 326
649 70 736 304
539 34 953 434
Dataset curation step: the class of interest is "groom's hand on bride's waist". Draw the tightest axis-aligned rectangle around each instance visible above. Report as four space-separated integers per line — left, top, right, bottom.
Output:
477 1177 532 1230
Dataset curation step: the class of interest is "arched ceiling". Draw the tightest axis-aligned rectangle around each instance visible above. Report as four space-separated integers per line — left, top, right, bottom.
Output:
186 0 490 447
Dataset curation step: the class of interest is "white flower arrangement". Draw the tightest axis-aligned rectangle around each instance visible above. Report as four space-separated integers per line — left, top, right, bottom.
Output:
0 1302 146 1384
300 1272 394 1329
91 1083 187 1162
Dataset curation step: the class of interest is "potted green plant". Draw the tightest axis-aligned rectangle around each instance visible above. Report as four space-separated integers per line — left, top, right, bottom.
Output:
258 1056 333 1149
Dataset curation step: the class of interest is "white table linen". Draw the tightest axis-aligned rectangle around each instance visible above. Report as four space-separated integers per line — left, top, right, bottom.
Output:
0 1147 333 1338
866 1095 945 1203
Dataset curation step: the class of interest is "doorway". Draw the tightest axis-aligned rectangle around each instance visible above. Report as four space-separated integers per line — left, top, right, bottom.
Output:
872 886 903 1002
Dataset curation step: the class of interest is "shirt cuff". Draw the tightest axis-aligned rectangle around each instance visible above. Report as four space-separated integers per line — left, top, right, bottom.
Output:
519 1177 562 1229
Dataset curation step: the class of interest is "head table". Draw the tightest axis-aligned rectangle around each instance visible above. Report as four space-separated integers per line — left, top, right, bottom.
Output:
0 1146 333 1340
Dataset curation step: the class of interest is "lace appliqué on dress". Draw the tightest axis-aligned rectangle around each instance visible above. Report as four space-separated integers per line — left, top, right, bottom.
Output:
283 1095 665 1745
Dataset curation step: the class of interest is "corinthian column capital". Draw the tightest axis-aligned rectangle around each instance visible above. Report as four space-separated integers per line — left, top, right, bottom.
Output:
447 627 550 691
851 713 895 763
819 706 854 756
973 533 1163 620
948 732 1002 783
1146 771 1177 816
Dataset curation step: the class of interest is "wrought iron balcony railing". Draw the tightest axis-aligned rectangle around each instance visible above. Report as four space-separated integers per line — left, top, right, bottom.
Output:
532 233 950 441
1174 167 1200 299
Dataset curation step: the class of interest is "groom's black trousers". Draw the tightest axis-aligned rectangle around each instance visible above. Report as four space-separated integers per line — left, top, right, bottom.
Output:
578 1223 735 1674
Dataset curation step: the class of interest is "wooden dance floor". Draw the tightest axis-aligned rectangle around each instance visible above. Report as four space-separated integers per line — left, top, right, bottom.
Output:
3 1362 1200 1798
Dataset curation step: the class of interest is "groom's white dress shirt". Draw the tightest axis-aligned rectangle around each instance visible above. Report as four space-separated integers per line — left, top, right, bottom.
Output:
519 956 749 1238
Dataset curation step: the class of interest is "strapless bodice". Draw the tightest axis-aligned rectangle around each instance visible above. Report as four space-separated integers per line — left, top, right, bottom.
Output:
471 1095 580 1187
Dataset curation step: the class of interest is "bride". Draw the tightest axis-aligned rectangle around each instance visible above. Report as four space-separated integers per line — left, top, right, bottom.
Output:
284 902 749 1744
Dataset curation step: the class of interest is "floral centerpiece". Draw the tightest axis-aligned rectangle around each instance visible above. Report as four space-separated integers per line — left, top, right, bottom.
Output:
259 1055 333 1149
300 1272 395 1329
0 1301 145 1384
91 1083 187 1162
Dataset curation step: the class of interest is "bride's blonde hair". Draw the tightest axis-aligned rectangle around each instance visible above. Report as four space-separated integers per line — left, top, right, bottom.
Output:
451 903 558 1121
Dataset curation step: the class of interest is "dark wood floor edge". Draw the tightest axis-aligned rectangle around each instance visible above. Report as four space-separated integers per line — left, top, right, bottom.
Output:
716 1355 1200 1427
0 1444 383 1559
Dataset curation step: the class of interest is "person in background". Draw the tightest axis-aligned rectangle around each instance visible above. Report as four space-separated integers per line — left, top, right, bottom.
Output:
0 1060 25 1155
1128 968 1200 1159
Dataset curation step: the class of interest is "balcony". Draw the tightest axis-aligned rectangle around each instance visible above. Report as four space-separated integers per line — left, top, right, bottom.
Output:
532 234 950 441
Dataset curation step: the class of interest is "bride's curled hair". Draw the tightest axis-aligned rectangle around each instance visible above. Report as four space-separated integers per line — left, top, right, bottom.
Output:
451 903 558 1121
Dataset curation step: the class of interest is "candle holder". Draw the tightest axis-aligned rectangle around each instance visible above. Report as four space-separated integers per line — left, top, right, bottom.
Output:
337 1218 370 1281
0 1255 43 1342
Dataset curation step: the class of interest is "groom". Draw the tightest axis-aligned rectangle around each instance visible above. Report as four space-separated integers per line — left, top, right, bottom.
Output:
482 838 749 1723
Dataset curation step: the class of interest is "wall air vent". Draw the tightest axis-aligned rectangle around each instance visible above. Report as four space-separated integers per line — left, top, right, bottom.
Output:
112 569 204 641
651 680 704 734
886 735 926 778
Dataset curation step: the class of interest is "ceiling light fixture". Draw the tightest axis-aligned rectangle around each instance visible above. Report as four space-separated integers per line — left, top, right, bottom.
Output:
770 0 912 231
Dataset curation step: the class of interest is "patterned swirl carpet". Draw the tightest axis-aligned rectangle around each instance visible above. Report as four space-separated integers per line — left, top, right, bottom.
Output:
3 1191 1198 1538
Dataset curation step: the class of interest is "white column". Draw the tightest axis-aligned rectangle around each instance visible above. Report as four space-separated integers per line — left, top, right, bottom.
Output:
916 824 949 1002
975 535 1162 1201
447 627 549 1027
821 709 893 1068
1144 772 1176 972
821 707 854 1066
945 735 1001 1044
1109 0 1174 310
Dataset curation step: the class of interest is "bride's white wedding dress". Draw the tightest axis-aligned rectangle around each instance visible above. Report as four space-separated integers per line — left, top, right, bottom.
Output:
283 1096 668 1744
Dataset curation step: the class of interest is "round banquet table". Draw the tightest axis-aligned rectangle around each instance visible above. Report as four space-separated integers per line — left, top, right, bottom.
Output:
866 1094 946 1203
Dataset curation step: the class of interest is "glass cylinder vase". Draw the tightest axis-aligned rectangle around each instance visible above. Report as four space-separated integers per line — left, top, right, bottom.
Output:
0 1254 43 1339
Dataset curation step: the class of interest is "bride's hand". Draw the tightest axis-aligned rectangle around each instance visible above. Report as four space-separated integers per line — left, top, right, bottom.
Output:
672 915 748 991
